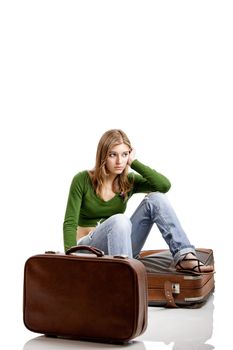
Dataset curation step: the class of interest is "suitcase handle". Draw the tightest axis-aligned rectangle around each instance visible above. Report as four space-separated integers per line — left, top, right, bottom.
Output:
66 245 104 257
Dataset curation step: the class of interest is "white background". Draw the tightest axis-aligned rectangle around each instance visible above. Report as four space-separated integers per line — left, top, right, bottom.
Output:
1 1 232 349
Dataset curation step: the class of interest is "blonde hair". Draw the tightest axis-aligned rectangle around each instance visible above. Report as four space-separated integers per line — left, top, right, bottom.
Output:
89 129 133 199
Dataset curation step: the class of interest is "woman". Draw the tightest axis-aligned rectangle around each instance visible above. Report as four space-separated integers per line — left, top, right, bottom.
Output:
63 129 213 274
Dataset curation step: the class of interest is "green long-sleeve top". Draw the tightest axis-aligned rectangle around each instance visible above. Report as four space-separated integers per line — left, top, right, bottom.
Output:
63 159 171 252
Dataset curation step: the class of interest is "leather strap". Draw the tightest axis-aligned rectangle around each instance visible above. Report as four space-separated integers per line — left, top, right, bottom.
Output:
164 281 178 308
66 245 104 257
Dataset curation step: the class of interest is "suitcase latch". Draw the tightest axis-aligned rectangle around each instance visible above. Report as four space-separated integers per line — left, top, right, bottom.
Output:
172 283 180 294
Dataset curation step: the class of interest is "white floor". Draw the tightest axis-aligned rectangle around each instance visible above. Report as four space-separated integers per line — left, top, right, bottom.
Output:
1 250 231 350
4 291 225 350
21 296 215 350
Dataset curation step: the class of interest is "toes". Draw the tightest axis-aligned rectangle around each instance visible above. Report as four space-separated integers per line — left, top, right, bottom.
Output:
199 265 214 273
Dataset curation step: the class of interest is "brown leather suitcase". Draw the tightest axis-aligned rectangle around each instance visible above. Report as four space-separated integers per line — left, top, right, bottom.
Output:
23 245 148 343
138 248 215 308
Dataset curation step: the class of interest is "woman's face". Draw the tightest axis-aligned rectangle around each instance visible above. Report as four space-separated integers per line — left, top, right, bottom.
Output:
105 143 130 176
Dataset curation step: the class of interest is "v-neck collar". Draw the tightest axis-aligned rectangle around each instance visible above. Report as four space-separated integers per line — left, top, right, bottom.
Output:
87 171 120 204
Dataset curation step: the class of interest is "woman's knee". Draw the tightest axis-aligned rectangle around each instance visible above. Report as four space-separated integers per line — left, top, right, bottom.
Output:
145 192 169 209
147 191 167 202
108 214 132 234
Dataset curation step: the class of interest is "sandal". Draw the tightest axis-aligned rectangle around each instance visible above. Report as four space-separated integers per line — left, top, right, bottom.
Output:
176 253 214 275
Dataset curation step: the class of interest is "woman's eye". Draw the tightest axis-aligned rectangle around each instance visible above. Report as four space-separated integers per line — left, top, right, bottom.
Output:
109 152 129 158
122 152 129 157
109 153 116 158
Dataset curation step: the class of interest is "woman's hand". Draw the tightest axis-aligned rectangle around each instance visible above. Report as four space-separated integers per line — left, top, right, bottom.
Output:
128 148 136 166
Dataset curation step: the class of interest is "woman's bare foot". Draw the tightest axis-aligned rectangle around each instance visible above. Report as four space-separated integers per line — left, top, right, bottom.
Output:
176 253 214 274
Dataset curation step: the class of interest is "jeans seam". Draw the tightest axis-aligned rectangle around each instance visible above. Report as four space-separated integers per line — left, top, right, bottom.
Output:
107 230 113 255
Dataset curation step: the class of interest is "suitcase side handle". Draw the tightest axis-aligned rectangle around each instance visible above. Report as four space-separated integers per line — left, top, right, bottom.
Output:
66 245 104 257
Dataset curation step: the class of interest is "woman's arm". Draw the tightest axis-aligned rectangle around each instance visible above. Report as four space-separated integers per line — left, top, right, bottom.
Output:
129 159 171 194
63 172 85 252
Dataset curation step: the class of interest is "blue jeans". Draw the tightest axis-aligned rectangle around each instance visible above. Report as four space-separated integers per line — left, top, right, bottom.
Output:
77 192 196 265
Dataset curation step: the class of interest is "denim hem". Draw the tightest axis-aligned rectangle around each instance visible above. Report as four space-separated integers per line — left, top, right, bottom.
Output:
173 246 196 266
